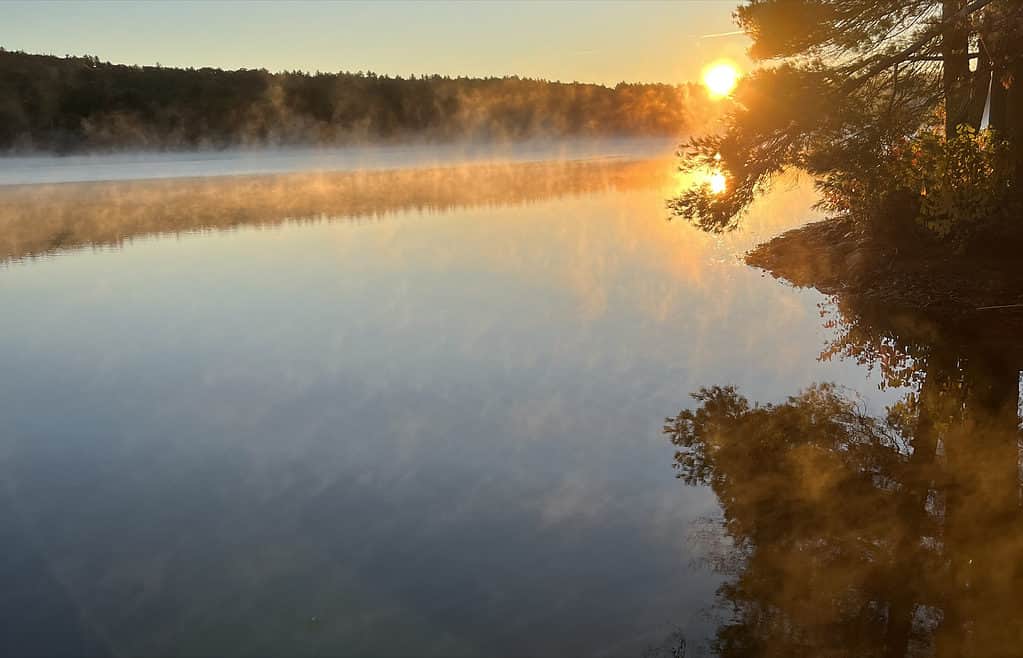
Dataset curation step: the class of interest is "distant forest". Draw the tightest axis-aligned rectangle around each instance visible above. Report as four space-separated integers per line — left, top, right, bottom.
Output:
0 49 715 152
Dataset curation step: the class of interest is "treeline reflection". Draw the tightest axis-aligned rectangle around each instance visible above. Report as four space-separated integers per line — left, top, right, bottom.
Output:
666 295 1023 657
0 157 668 264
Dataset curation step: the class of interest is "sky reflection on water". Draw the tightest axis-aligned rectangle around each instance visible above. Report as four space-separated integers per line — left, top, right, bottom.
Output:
0 151 901 656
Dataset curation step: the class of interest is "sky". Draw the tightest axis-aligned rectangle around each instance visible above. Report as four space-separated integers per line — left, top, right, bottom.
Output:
1 1 750 86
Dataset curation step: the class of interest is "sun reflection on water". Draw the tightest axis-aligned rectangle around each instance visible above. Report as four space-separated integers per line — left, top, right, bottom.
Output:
709 172 727 194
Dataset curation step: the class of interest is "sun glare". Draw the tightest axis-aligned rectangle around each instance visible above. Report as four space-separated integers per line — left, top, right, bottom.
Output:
703 62 739 98
709 172 727 194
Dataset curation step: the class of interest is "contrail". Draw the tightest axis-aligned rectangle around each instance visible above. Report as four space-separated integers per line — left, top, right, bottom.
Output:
698 29 747 39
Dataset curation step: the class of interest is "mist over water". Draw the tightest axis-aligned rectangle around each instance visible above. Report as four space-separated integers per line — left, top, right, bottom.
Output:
0 140 913 656
0 137 675 186
6 0 1023 653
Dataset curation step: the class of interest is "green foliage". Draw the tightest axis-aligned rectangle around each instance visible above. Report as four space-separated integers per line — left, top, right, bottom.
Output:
907 125 1018 242
810 122 925 220
815 124 1019 245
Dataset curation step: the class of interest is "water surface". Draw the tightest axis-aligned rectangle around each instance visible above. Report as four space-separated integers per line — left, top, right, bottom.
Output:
4 144 1015 656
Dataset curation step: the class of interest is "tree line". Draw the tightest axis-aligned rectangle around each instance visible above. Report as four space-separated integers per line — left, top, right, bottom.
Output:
0 49 713 152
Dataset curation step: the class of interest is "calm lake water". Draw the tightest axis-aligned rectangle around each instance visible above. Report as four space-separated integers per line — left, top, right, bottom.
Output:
1 142 1020 657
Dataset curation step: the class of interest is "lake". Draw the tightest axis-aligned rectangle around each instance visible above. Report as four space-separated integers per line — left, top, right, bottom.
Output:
1 141 1019 657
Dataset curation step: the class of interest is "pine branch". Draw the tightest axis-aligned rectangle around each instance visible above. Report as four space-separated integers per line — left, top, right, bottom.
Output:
841 0 998 92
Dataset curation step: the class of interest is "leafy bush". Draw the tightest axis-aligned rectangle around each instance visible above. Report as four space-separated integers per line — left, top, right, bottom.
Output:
811 124 1019 246
907 125 1018 244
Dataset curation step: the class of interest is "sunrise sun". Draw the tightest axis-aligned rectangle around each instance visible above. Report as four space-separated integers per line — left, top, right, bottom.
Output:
703 62 739 98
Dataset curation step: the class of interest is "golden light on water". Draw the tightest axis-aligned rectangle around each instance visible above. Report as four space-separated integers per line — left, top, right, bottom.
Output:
673 162 727 196
702 62 739 98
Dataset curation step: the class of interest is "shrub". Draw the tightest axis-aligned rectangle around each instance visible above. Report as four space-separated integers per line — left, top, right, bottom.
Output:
907 125 1018 245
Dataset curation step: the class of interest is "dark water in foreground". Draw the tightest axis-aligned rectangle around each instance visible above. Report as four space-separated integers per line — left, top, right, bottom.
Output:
1 146 1020 656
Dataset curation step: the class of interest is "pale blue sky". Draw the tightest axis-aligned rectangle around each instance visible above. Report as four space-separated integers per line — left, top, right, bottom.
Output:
1 1 749 85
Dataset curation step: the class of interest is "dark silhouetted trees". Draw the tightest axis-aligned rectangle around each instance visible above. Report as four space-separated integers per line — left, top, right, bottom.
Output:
671 0 1023 245
0 49 714 152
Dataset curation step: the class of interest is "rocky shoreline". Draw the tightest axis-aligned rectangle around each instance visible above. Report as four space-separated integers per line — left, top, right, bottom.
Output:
746 216 1023 317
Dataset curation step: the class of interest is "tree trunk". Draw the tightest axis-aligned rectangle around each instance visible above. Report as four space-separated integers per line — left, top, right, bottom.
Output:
885 362 947 658
988 73 1008 131
1006 59 1023 194
942 0 972 135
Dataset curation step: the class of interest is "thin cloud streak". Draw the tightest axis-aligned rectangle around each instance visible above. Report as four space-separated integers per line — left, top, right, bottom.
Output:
698 30 747 39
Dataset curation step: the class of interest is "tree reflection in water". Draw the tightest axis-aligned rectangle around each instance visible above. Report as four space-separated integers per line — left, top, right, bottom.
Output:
665 297 1023 657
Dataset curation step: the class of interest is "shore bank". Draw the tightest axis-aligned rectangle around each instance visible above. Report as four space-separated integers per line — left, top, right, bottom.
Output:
746 216 1023 317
